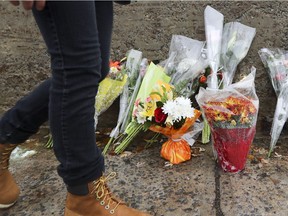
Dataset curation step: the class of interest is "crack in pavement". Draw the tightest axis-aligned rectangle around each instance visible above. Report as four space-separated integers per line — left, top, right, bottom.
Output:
214 162 224 216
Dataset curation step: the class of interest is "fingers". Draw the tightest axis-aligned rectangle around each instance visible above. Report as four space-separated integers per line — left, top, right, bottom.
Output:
21 1 34 10
35 0 46 11
9 1 20 6
10 0 46 11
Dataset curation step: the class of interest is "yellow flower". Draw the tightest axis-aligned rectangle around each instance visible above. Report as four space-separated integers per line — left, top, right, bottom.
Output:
140 97 157 119
230 120 237 126
150 81 174 101
157 80 173 92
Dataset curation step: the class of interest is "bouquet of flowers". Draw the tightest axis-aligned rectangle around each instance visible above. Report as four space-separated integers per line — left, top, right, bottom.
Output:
157 35 210 144
104 50 144 154
196 69 259 172
110 62 171 154
201 6 256 147
94 59 127 127
123 81 201 164
258 48 288 156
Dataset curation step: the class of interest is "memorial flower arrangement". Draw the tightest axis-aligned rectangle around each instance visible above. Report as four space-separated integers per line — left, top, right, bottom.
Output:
203 96 257 130
114 81 201 164
94 59 128 127
103 6 258 169
197 71 259 172
106 50 146 150
133 81 196 129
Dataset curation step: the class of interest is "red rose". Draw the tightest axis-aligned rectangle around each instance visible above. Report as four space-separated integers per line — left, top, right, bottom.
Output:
154 107 167 124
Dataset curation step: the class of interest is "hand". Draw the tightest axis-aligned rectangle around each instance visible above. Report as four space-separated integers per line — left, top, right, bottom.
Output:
10 0 46 11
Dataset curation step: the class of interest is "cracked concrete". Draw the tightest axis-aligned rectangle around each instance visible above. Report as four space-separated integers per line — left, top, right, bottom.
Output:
1 128 288 216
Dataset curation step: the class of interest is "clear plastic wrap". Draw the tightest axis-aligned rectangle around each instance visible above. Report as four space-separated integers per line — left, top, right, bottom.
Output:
259 48 288 155
104 50 143 154
196 68 259 172
269 83 288 156
258 48 288 96
204 6 224 89
221 22 256 87
159 35 208 97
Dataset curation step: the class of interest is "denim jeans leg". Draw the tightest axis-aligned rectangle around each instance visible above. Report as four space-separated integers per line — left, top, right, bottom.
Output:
31 1 113 186
0 79 50 144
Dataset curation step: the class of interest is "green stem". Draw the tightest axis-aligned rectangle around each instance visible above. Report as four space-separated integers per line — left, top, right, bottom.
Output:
44 134 53 149
103 137 114 155
145 132 160 148
202 119 210 144
267 148 273 158
114 124 143 154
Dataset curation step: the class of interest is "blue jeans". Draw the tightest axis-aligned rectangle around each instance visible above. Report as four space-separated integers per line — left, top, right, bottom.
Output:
0 1 113 189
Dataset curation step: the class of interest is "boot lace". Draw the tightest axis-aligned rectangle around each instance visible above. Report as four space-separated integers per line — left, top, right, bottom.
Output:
0 144 16 170
90 172 123 214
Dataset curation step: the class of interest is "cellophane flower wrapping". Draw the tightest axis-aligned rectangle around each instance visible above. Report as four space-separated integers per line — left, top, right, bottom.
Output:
164 35 208 98
149 111 201 164
221 22 256 87
158 34 211 144
119 51 144 133
196 70 259 172
269 83 288 156
94 60 127 128
204 5 224 89
130 81 201 164
113 63 171 154
108 49 143 139
258 48 288 96
258 48 288 155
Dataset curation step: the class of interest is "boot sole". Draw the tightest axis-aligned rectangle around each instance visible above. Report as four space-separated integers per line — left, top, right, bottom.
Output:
0 201 17 209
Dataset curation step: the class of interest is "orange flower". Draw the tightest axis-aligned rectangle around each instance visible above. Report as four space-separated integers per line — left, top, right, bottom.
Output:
150 81 173 102
203 96 257 127
109 61 121 70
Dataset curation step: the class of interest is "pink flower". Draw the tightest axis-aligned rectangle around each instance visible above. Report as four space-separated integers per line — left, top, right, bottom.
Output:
134 98 141 107
145 97 152 103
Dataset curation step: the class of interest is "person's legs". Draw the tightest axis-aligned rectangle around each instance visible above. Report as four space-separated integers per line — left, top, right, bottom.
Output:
0 0 106 208
32 1 105 187
33 2 150 215
0 1 150 215
0 79 50 144
0 67 50 209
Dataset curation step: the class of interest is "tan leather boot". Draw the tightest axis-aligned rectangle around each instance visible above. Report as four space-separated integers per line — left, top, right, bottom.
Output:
65 172 151 216
0 144 20 209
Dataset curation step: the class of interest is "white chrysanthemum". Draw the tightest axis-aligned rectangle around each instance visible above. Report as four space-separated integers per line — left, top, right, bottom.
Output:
162 100 175 112
175 97 195 118
162 97 195 124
